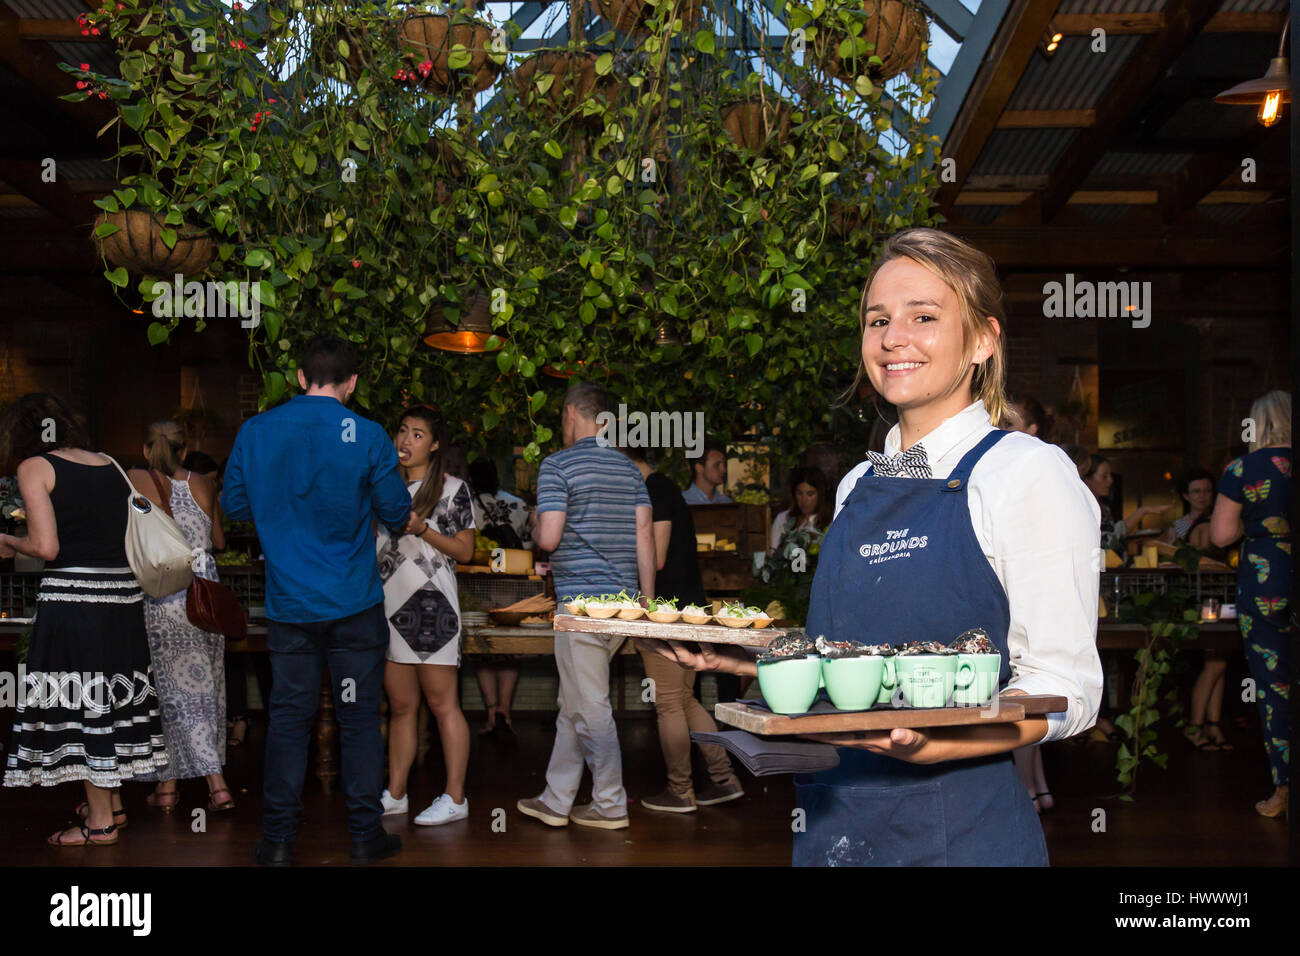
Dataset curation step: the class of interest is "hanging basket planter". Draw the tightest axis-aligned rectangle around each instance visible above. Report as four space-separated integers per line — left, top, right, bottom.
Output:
399 12 500 94
721 99 793 152
92 209 215 277
593 0 703 36
512 51 622 124
815 0 927 84
424 130 471 207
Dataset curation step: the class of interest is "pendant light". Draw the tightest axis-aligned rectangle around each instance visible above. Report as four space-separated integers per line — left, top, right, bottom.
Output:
1215 21 1291 128
423 293 502 353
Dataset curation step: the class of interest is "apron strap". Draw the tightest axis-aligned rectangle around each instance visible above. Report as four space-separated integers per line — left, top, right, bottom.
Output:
942 429 1009 491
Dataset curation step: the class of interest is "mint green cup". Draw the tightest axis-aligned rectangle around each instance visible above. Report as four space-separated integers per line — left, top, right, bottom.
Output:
875 656 897 705
895 654 959 708
757 656 823 715
822 655 885 711
954 653 1001 706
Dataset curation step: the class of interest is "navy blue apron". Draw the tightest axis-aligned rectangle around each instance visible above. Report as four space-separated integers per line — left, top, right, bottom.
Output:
795 429 1049 866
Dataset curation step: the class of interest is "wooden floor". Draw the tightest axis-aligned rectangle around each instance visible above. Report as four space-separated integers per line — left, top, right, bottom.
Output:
0 701 1289 866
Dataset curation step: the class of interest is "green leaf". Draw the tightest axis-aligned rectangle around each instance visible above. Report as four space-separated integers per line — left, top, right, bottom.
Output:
104 266 129 288
530 390 546 414
146 322 169 345
745 334 763 357
693 31 715 55
595 53 613 76
526 186 549 209
94 221 121 239
447 45 472 71
544 139 563 160
827 140 847 162
143 129 170 160
496 350 514 374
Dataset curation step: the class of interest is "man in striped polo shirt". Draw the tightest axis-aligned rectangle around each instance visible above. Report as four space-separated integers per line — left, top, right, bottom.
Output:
517 382 654 831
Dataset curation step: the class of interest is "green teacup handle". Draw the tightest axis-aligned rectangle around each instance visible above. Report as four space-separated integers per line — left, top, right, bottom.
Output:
881 657 896 689
955 658 975 689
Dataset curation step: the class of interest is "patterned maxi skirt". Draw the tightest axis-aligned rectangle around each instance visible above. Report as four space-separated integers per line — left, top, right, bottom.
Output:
3 567 168 788
136 585 227 781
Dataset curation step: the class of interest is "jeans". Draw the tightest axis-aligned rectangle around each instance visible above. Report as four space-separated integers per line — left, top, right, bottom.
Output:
262 603 387 843
540 631 627 817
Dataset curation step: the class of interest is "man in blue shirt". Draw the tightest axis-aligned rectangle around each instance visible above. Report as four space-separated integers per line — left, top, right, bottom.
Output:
682 439 733 505
222 335 412 866
517 382 654 831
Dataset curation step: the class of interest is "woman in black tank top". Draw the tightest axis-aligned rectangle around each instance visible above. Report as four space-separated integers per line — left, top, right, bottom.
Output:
0 393 168 846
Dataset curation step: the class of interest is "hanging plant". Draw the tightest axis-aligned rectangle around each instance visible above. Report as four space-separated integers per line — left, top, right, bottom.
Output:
808 0 928 85
92 209 215 278
594 0 704 36
398 8 501 94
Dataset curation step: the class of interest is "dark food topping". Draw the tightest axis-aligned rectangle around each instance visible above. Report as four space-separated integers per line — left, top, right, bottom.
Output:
897 640 958 656
815 636 867 659
860 643 897 657
950 628 996 655
765 633 817 658
757 651 811 664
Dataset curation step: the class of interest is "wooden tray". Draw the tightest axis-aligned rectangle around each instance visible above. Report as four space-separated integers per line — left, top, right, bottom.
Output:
714 695 1068 735
552 613 782 647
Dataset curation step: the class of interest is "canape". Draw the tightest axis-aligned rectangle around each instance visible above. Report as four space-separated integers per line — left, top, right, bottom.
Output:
681 604 712 625
645 597 681 624
715 602 755 628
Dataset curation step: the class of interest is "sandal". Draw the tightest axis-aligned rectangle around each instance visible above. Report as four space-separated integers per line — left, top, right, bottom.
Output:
208 788 236 812
75 802 127 830
1203 721 1234 751
145 788 180 812
1184 725 1221 751
47 821 118 847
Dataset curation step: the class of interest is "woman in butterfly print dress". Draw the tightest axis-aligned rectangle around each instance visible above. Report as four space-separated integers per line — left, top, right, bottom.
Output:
1211 391 1291 818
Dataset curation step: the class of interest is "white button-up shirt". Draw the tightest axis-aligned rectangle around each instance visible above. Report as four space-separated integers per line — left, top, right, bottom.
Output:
834 399 1103 743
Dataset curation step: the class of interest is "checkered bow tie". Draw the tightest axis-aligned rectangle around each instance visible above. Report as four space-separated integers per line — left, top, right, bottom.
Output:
866 443 931 479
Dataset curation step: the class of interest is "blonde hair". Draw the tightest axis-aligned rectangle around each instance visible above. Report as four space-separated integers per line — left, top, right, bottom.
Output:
1248 390 1291 452
144 419 186 477
845 228 1009 426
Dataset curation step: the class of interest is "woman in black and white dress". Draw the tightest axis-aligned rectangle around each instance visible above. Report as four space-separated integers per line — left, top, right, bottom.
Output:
376 406 475 826
0 393 168 846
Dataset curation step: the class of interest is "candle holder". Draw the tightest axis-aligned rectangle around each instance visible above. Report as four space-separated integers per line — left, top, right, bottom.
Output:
1200 598 1220 622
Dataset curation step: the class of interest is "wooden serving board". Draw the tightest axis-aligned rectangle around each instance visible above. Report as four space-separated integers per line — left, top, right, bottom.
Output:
714 695 1067 735
552 613 782 647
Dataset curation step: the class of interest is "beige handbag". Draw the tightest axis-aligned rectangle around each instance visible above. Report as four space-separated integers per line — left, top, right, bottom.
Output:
101 454 197 598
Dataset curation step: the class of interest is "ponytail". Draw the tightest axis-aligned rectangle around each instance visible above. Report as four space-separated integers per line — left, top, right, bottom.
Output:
144 419 186 477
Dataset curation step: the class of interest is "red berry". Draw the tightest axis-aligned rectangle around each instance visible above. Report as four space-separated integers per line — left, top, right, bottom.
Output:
80 28 89 35
90 27 99 35
351 259 361 268
76 81 86 89
267 98 276 104
80 63 90 71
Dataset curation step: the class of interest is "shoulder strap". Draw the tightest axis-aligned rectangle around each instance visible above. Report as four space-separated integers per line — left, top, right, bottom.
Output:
944 430 1009 491
148 470 175 518
98 453 136 497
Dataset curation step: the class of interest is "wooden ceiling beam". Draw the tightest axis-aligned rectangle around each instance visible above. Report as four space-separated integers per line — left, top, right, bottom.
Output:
997 109 1095 129
1157 126 1283 225
17 18 108 42
1038 0 1219 224
0 159 98 227
936 0 1060 214
1054 11 1286 35
949 224 1287 269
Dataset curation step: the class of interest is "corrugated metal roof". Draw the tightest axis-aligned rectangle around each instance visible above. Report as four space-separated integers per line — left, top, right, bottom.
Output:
1092 151 1194 175
1158 99 1264 140
1056 0 1167 12
1218 0 1288 13
3 0 89 18
59 158 116 181
1194 204 1255 225
1007 35 1143 111
957 205 1012 224
48 40 119 77
970 128 1079 176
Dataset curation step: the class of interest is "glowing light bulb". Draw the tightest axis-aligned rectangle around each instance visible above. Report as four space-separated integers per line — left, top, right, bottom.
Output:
1258 90 1283 127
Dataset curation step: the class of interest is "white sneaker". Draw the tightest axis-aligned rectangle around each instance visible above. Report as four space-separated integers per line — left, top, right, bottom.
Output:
381 789 408 816
413 793 468 826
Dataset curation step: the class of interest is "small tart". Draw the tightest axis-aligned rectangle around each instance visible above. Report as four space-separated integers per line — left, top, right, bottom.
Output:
751 615 773 629
585 604 620 619
681 612 712 625
717 615 753 628
617 606 646 620
562 602 585 616
647 609 681 624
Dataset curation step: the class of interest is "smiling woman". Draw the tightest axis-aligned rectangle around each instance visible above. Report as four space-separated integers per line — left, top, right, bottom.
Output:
637 228 1103 867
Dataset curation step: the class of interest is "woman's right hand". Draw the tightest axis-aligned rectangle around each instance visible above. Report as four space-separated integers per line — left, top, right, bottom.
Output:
0 535 14 559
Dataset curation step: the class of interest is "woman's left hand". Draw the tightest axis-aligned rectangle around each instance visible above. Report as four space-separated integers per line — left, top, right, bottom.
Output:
403 511 426 536
0 535 15 559
804 728 932 762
